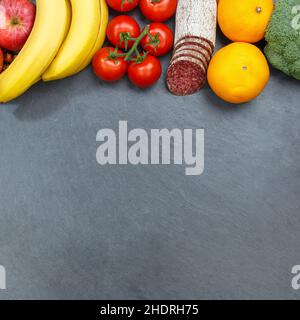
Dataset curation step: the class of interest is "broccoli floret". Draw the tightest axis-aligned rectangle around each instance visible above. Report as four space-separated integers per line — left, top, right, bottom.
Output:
265 0 300 80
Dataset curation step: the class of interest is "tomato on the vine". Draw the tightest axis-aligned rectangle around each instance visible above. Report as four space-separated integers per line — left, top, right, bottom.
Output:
106 0 139 12
128 54 162 88
92 47 128 82
106 15 140 49
141 22 173 56
139 0 177 22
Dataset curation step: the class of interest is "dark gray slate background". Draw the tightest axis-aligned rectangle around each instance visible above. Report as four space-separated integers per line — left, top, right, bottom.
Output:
0 9 300 300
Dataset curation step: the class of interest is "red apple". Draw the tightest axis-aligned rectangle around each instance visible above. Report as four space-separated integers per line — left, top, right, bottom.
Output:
0 0 36 52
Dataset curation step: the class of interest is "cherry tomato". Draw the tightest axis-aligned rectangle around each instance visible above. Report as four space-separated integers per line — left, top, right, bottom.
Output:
139 0 177 22
106 15 140 49
141 23 174 56
92 47 128 82
106 0 139 12
0 49 3 72
128 54 162 88
4 52 14 64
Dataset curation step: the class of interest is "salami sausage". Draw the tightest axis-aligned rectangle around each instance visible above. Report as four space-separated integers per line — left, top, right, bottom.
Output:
166 0 217 96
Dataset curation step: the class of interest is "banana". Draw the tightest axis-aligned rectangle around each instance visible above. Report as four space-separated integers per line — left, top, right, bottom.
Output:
76 0 109 73
63 0 72 40
43 0 101 81
0 0 71 103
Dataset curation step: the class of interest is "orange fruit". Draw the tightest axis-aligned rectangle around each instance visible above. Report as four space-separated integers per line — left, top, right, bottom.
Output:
207 42 270 104
218 0 274 43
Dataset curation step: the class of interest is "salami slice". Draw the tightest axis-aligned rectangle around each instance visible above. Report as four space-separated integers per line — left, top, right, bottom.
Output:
171 50 209 69
170 55 207 72
167 60 206 96
166 0 217 96
175 37 214 56
175 44 212 64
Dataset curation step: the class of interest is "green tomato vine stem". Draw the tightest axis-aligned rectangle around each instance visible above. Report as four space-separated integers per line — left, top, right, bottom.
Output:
124 25 150 61
108 25 160 64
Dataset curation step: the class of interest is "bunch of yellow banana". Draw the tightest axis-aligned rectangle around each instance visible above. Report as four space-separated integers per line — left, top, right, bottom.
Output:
0 0 108 103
